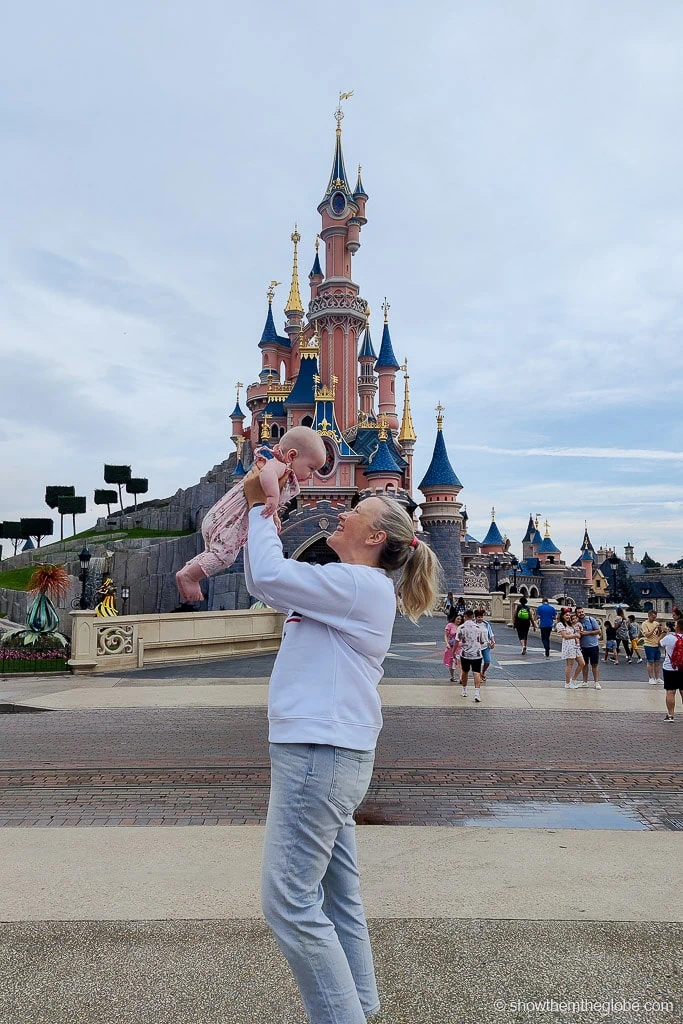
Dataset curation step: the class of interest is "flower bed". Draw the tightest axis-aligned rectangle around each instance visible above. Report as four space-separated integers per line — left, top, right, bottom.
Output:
0 633 71 674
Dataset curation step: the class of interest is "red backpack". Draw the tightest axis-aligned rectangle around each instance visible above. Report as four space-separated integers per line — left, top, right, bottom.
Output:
671 633 683 671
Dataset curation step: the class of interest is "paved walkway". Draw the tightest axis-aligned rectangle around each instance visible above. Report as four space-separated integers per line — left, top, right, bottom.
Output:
1 620 681 1022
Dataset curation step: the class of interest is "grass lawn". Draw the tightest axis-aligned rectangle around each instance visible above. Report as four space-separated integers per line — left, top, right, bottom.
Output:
0 566 35 591
36 526 195 547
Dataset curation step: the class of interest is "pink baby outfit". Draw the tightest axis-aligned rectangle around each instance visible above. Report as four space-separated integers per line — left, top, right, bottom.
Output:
187 446 300 579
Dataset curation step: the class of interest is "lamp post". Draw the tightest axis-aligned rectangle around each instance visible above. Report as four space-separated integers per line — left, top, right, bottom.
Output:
608 553 620 604
120 584 130 616
78 545 91 609
492 556 501 592
510 555 519 593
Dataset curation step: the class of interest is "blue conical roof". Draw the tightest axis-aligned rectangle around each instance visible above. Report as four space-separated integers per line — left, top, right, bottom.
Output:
532 529 542 545
522 515 536 543
538 535 561 555
309 251 323 277
233 459 245 479
230 401 244 419
481 520 504 547
258 303 279 347
358 327 376 360
354 166 367 198
365 437 402 476
375 321 400 370
419 428 462 490
581 549 594 562
323 129 353 200
285 353 319 407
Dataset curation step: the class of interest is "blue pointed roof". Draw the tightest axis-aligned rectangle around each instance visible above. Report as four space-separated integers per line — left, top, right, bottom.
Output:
309 251 323 277
581 549 594 562
522 515 536 543
284 353 319 407
323 129 353 199
230 401 244 419
232 458 245 478
419 428 462 490
375 321 400 370
258 303 279 347
481 520 504 547
538 535 561 555
358 327 376 360
532 529 542 545
365 438 402 476
464 533 481 545
354 166 367 198
262 399 286 417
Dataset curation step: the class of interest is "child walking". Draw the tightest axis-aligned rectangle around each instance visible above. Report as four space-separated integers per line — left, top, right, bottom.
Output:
176 426 326 603
443 610 463 682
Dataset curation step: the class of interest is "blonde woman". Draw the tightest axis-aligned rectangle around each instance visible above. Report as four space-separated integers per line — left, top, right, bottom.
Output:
243 480 442 1024
557 609 585 689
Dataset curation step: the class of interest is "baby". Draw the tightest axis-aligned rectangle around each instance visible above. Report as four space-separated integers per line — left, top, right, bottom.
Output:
176 425 326 603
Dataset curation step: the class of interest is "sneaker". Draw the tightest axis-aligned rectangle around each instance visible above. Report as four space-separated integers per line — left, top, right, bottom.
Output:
474 691 481 702
569 681 581 689
564 683 571 689
545 651 550 658
665 715 674 722
626 659 632 664
648 680 659 685
594 682 602 689
461 689 468 697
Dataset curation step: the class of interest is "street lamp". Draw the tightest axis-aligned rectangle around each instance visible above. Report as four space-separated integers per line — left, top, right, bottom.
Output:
510 555 519 593
120 584 130 615
78 545 91 609
608 553 620 603
492 556 501 592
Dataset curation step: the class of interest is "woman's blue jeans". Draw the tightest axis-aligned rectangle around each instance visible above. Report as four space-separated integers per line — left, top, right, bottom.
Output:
261 742 379 1023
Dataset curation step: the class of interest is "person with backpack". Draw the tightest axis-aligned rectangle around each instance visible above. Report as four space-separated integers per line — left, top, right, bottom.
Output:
513 596 536 655
660 617 683 722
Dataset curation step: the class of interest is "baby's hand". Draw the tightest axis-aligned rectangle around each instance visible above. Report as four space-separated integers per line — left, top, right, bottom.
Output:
261 496 279 518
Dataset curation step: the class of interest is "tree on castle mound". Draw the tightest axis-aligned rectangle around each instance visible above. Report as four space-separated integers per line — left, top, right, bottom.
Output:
20 518 54 548
126 477 148 511
45 485 75 541
94 489 118 518
104 465 131 512
57 495 86 537
0 521 28 556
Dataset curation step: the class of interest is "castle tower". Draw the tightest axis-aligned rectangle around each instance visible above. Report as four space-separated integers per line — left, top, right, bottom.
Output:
284 328 320 426
375 299 400 431
230 381 245 443
624 542 634 563
418 403 464 592
398 358 417 495
480 507 505 555
258 281 285 384
537 520 562 564
364 416 403 490
358 312 378 419
308 235 324 302
309 95 368 433
522 514 536 561
581 548 594 584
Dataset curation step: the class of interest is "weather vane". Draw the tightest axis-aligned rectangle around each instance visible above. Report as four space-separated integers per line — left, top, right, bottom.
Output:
382 297 390 323
267 280 281 303
335 89 354 130
235 381 243 405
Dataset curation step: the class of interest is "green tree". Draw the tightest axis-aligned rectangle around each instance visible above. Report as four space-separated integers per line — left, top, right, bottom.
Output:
104 465 131 512
57 495 86 537
45 485 75 541
125 477 148 511
0 521 27 556
641 552 661 569
94 489 118 517
19 518 54 548
616 561 641 611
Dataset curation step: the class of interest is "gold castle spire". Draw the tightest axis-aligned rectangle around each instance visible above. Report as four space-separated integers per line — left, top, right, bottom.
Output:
260 413 272 442
286 226 303 314
544 519 551 538
398 359 417 443
435 402 445 430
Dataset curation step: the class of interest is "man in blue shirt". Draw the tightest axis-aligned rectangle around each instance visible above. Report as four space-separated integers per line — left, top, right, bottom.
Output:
536 598 557 657
576 605 602 688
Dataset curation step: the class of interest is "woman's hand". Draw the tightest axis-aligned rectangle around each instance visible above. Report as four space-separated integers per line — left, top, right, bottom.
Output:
243 468 268 509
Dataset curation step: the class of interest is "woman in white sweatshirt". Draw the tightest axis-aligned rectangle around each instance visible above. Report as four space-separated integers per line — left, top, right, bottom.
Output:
243 479 441 1024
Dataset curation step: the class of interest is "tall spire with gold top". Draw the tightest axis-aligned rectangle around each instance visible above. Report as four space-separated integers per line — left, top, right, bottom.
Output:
398 358 416 493
284 226 304 349
418 403 465 591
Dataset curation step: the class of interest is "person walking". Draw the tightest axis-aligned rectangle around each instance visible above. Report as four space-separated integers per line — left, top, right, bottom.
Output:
443 591 455 615
474 608 495 681
642 610 665 684
614 611 632 663
513 595 536 655
603 619 619 664
456 609 488 701
443 610 462 682
536 597 557 657
660 617 683 722
628 615 643 664
243 483 442 1024
576 605 601 688
557 609 584 688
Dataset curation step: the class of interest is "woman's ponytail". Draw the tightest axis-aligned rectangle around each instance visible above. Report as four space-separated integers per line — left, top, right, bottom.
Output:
371 496 444 621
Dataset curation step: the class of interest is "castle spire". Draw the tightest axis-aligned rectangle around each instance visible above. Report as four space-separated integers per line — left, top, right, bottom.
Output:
323 92 354 199
419 404 461 489
398 359 416 443
309 234 323 279
354 163 367 198
285 226 303 314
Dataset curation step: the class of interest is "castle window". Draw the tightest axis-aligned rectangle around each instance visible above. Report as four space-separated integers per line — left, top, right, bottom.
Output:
302 415 313 427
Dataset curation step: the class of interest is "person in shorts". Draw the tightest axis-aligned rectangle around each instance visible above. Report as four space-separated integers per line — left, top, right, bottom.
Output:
475 608 495 682
660 617 683 722
576 606 601 688
641 610 664 684
628 615 643 664
456 609 488 702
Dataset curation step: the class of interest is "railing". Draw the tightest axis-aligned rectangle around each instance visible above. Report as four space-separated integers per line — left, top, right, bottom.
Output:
68 607 284 674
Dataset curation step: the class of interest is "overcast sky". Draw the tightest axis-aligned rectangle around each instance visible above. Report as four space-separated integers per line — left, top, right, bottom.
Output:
1 0 682 562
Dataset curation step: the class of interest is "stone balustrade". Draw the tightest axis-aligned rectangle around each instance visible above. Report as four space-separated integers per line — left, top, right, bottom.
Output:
68 607 284 674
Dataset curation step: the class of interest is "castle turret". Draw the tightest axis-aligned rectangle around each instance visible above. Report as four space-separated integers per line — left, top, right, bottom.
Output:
358 311 378 420
258 282 283 383
375 299 400 431
581 548 594 583
364 417 403 490
230 381 245 444
398 358 416 495
522 513 536 561
418 403 464 591
537 520 562 564
624 542 634 563
481 507 505 554
308 235 324 301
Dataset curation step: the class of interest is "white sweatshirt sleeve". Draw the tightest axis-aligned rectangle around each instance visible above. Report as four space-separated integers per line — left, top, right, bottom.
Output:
243 542 290 614
246 507 360 628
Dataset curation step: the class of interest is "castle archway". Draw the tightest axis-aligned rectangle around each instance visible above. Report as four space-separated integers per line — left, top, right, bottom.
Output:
290 532 340 566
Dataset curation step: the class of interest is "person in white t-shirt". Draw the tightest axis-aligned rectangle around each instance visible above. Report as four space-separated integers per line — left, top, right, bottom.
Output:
243 477 443 1024
660 617 683 722
455 609 489 702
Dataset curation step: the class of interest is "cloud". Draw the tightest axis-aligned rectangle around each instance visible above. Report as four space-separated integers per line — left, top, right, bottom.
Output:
454 445 683 462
